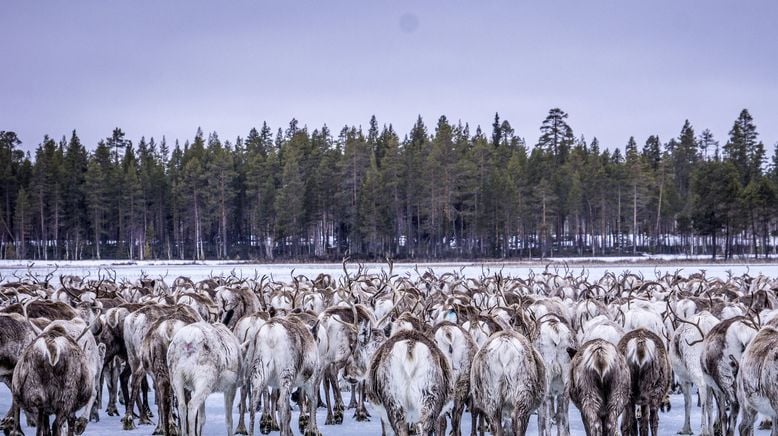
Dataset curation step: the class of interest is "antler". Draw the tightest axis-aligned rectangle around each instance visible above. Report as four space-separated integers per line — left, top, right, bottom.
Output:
665 301 706 346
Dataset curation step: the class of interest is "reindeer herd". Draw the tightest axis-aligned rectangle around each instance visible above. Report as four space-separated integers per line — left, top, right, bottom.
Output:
1 262 778 436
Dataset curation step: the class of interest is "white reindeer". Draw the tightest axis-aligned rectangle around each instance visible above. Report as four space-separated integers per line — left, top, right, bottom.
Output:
167 321 242 436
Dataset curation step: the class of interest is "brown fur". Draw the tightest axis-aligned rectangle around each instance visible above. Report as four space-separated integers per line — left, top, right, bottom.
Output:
617 329 671 436
569 339 631 436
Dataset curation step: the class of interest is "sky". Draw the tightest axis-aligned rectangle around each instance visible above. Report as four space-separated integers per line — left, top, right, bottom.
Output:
2 1 777 153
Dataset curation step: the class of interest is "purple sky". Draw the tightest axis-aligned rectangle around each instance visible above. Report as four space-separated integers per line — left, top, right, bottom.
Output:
2 1 777 153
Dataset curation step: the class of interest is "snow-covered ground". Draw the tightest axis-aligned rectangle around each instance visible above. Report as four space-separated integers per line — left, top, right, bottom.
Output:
3 257 778 284
2 260 777 435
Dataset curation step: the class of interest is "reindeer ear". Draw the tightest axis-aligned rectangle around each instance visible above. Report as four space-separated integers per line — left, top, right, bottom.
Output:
310 321 319 339
566 347 578 359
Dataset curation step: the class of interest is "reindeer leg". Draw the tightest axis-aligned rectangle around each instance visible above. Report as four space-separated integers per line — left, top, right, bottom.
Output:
118 364 132 423
278 387 292 436
250 386 262 436
38 412 50 436
450 397 465 436
323 374 335 425
235 384 249 435
106 360 121 416
271 389 281 431
513 409 531 436
354 381 370 422
140 376 154 422
330 368 345 424
538 396 547 436
186 386 209 436
737 401 757 436
303 381 322 436
97 367 105 409
121 366 143 430
150 378 166 435
258 390 271 435
728 398 739 436
557 392 571 436
638 405 649 436
223 384 237 436
677 381 692 435
488 409 503 436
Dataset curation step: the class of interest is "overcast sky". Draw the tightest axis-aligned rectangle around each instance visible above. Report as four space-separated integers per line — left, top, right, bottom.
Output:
2 1 777 153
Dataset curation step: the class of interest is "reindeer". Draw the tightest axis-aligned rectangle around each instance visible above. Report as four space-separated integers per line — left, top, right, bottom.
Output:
167 321 242 436
95 303 144 418
534 313 576 436
617 328 671 436
431 321 478 436
139 307 202 435
700 316 759 436
0 313 37 436
737 321 778 436
668 309 719 435
316 304 374 425
470 330 545 436
367 329 452 436
578 315 625 345
247 316 321 436
342 327 388 423
232 311 270 435
215 285 261 329
122 304 195 429
12 324 94 436
569 339 631 436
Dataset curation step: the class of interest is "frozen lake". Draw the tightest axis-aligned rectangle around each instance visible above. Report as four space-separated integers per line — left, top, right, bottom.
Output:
2 257 778 284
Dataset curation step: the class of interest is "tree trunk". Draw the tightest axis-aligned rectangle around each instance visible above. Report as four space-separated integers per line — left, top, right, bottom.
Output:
633 184 637 255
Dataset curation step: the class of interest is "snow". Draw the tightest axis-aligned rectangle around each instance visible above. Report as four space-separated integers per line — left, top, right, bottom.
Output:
2 260 778 434
3 258 778 284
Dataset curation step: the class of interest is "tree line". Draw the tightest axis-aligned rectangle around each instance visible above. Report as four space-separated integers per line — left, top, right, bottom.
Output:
1 108 776 261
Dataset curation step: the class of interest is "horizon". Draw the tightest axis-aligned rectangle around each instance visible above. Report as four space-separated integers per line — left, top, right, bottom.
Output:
2 1 777 153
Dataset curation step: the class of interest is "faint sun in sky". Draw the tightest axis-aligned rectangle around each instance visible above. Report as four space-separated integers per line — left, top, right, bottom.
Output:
399 13 419 33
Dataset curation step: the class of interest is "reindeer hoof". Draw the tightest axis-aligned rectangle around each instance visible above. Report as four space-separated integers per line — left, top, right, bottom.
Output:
90 410 100 423
324 414 335 425
106 405 119 417
0 417 14 429
333 409 344 425
303 429 322 436
0 417 24 436
152 424 164 435
354 409 370 422
298 414 309 433
760 419 773 430
234 423 248 435
677 429 693 435
138 415 153 426
121 416 136 431
259 414 273 435
73 417 88 435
